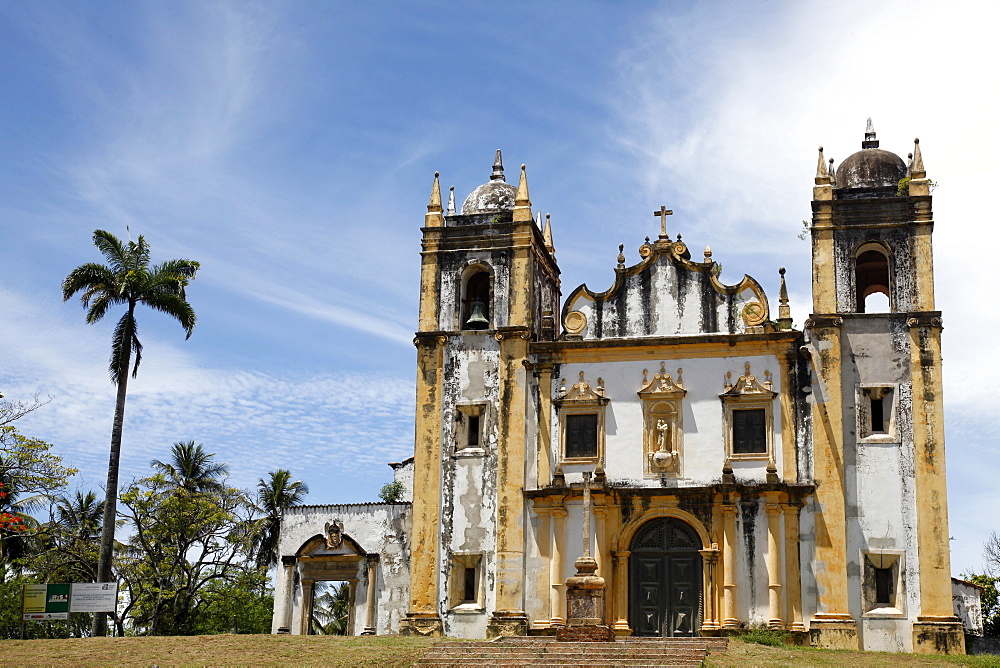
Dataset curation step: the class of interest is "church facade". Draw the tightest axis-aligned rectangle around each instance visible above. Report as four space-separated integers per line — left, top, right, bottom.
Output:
271 126 964 654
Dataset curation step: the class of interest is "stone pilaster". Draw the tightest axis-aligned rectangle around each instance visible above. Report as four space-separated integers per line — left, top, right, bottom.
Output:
765 501 784 629
722 501 738 628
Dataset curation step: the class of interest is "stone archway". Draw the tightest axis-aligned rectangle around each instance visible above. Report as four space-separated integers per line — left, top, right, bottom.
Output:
628 517 703 637
280 531 379 636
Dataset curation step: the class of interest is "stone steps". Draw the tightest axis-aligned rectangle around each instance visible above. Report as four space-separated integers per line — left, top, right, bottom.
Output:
415 636 727 667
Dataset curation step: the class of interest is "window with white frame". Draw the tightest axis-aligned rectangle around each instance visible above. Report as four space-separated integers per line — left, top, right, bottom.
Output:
720 362 777 461
554 370 609 466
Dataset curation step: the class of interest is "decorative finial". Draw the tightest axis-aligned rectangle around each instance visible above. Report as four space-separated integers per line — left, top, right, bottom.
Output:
446 185 456 215
676 233 682 241
778 267 791 329
617 243 625 268
425 171 444 227
862 119 879 149
816 146 828 178
828 157 836 181
543 213 555 255
910 138 925 179
513 162 532 222
704 245 712 262
490 149 505 182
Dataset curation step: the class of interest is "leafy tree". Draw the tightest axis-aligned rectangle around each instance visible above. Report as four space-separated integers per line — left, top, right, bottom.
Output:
310 581 351 635
253 469 309 569
378 480 404 503
117 444 253 635
189 569 273 635
62 229 199 636
151 441 228 494
33 490 105 585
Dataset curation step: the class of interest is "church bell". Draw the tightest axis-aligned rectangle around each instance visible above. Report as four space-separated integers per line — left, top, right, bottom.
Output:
465 299 489 329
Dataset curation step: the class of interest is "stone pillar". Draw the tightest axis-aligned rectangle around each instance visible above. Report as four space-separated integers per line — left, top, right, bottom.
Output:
550 507 567 627
765 502 784 629
400 335 446 637
805 317 858 649
534 504 553 628
699 545 720 632
612 550 631 635
487 331 531 638
276 556 295 634
362 555 380 635
594 495 608 579
782 502 805 631
722 501 738 628
299 580 314 636
909 317 965 654
537 362 554 487
558 472 614 642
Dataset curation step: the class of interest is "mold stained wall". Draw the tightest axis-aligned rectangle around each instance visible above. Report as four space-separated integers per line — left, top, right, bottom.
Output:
566 259 751 339
439 335 501 638
438 250 512 331
840 317 918 652
274 504 411 635
832 228 916 313
552 355 784 486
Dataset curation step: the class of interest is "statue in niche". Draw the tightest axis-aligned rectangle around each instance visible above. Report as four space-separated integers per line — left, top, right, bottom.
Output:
324 519 345 549
649 417 679 473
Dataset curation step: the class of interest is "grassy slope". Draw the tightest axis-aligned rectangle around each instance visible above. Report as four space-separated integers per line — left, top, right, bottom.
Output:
1 635 998 667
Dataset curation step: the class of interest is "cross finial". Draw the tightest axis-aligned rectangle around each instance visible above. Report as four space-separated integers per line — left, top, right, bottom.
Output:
653 205 673 239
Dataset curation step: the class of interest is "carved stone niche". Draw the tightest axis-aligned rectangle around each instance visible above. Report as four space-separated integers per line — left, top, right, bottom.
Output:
638 362 687 478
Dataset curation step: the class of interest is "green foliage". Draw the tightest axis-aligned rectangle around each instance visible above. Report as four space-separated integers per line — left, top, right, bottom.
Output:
188 570 274 635
311 581 351 635
738 627 787 647
797 219 810 241
379 480 405 503
252 469 309 569
116 444 256 635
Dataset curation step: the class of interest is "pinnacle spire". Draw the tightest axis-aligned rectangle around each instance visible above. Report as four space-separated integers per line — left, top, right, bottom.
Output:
543 213 555 255
425 171 444 227
513 163 532 222
777 267 792 330
446 185 456 215
911 138 926 179
815 146 830 182
862 118 879 149
490 149 505 182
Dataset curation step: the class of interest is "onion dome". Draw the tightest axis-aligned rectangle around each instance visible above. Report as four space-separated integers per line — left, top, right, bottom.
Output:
835 119 906 189
461 150 517 214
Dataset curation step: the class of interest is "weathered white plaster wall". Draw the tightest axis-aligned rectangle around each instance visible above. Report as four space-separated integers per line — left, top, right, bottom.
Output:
553 355 783 486
272 503 410 636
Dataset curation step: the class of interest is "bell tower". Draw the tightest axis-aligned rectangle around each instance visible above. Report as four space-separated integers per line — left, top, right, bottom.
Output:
401 151 560 638
806 122 962 652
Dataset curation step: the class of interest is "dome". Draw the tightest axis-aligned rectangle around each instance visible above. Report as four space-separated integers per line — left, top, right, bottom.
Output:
461 150 517 215
834 120 906 189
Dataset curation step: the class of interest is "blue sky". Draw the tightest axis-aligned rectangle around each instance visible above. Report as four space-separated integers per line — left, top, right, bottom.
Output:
1 1 997 574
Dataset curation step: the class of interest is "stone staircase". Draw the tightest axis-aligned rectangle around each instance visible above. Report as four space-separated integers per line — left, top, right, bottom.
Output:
414 636 728 667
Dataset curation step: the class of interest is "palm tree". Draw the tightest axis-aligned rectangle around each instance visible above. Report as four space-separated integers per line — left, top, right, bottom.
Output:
151 441 228 494
253 469 309 569
310 581 351 635
62 229 199 636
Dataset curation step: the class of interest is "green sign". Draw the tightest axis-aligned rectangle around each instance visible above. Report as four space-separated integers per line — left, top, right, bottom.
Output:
22 583 71 620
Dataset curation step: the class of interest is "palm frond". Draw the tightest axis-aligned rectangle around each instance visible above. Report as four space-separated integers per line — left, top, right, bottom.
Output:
110 311 140 385
91 230 129 273
61 263 117 305
141 292 197 338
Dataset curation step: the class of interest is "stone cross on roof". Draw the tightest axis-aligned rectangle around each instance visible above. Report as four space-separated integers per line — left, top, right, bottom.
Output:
654 205 673 239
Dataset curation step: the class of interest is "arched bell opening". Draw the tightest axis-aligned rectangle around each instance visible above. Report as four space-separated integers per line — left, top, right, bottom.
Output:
855 243 892 313
461 265 492 330
628 517 703 637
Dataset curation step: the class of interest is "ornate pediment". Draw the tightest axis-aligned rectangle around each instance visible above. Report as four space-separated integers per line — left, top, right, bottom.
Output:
720 362 776 400
556 371 609 406
637 362 686 400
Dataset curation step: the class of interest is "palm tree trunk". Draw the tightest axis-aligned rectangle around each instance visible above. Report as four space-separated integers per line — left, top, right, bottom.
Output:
92 346 130 637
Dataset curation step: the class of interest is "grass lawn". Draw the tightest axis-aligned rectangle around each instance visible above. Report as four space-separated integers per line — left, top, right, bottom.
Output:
1 635 998 667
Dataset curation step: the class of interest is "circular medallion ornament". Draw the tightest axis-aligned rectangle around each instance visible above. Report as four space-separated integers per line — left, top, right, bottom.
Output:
742 301 767 327
564 310 588 335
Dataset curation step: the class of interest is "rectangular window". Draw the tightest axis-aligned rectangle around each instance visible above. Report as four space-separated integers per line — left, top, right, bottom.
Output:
870 395 885 433
732 409 767 454
463 567 477 603
467 415 480 447
565 413 598 459
874 567 892 605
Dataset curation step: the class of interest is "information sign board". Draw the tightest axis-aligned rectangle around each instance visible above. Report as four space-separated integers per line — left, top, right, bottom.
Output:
69 582 118 613
22 583 70 620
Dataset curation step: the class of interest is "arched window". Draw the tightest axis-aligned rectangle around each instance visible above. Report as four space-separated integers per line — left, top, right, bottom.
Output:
855 244 891 313
461 268 491 330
